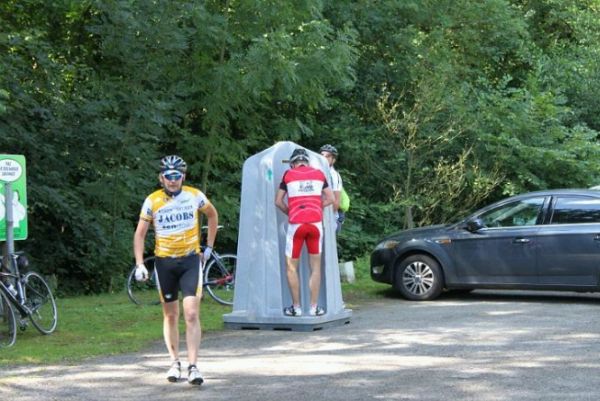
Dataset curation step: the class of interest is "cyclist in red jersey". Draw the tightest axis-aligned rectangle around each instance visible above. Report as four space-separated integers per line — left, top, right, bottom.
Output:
275 148 334 317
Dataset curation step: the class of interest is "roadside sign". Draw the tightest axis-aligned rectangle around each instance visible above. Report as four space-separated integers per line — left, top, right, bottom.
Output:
0 155 28 240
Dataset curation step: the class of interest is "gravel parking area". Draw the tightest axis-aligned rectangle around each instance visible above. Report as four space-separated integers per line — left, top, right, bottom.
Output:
2 290 600 401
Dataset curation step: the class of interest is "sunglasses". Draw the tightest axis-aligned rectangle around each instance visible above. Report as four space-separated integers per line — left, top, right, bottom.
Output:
162 172 183 181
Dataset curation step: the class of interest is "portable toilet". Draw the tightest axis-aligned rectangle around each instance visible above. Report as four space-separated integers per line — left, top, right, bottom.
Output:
223 141 352 331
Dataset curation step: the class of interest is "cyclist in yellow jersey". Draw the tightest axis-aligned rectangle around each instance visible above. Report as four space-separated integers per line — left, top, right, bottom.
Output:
133 155 218 386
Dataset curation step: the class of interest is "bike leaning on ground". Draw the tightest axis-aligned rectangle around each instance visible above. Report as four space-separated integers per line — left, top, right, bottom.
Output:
126 245 237 307
0 251 58 348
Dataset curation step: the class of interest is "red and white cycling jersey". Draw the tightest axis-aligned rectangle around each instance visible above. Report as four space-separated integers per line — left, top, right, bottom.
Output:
279 165 329 224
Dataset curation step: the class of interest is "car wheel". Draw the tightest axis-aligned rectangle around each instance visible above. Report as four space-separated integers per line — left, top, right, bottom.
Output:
394 254 443 301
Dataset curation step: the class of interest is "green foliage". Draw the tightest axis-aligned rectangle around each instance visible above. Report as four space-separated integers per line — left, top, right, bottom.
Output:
472 74 600 193
321 0 600 237
1 0 600 294
0 0 357 293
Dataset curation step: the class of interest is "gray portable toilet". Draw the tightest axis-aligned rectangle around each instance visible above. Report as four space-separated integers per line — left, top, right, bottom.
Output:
223 141 352 331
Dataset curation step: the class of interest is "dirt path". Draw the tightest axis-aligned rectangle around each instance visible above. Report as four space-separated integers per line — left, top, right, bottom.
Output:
2 291 600 401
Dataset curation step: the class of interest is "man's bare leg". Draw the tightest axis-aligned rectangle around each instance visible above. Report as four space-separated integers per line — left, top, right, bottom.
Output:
182 295 201 365
286 256 301 306
308 253 322 306
162 300 180 361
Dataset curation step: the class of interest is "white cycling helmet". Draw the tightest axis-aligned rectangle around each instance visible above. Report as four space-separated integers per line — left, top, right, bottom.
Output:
159 155 187 173
319 144 338 157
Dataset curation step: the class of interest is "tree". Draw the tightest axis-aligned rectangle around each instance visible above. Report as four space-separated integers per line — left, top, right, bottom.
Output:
0 0 358 293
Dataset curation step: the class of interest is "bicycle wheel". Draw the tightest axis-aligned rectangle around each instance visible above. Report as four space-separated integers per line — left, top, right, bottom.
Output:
127 257 160 306
0 290 16 348
203 254 236 306
23 272 58 334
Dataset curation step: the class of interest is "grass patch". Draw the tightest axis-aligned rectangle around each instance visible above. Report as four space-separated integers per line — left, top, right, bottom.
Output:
0 254 392 366
0 292 230 367
341 254 392 307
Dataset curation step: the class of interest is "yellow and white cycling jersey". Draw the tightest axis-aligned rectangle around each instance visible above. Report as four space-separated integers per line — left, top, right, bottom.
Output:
139 186 211 257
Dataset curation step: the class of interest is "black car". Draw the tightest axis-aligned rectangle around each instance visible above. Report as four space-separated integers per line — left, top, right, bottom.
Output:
370 189 600 300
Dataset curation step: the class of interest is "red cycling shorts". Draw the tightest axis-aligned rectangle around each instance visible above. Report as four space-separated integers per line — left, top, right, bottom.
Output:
285 222 323 259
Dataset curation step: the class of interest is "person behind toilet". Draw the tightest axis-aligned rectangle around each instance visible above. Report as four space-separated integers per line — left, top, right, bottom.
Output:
319 144 345 233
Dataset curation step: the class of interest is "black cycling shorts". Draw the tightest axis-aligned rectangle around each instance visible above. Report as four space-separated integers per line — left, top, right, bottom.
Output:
155 253 202 303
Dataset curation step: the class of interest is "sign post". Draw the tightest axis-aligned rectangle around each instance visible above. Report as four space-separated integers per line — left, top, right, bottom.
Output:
1 155 28 262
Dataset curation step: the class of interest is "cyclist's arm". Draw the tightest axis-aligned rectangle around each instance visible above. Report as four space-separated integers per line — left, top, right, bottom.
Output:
133 218 150 265
332 189 341 212
322 187 335 209
202 203 218 248
275 189 288 215
332 171 342 211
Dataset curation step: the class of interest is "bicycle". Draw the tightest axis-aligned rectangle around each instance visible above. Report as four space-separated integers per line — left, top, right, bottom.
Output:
126 246 237 306
0 251 58 348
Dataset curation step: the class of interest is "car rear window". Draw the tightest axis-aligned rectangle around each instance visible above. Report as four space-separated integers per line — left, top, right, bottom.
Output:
550 197 600 224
